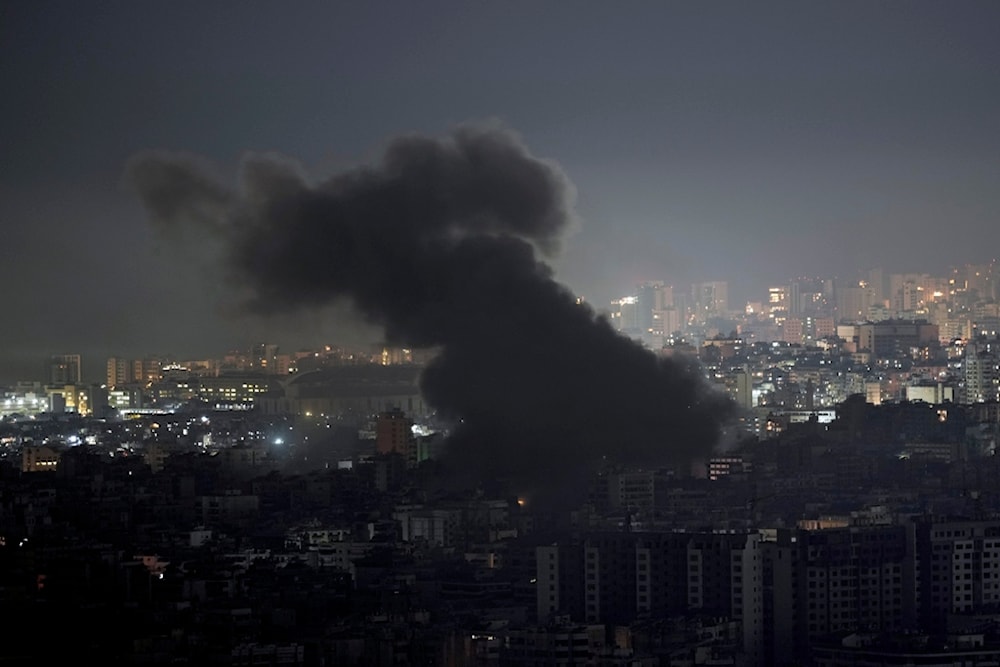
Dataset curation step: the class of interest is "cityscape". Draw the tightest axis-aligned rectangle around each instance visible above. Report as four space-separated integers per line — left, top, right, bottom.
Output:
3 261 1000 665
4 2 1000 666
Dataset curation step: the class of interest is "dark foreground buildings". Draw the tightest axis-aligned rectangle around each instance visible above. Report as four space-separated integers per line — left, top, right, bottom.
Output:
4 355 1000 664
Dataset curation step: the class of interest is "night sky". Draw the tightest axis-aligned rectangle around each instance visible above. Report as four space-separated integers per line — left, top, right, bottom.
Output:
2 2 999 383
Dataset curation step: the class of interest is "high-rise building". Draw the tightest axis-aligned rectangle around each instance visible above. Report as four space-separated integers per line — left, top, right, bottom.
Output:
48 354 81 385
953 261 997 302
909 517 1000 630
963 341 1000 403
892 277 923 313
375 408 414 459
609 296 640 336
761 524 907 665
811 317 836 341
692 281 729 321
735 367 754 410
767 286 790 322
856 320 939 359
660 305 684 338
632 281 677 347
251 343 280 373
106 356 163 388
790 278 833 317
106 357 132 389
541 529 763 662
867 268 887 307
835 282 872 323
537 542 585 623
782 318 803 344
635 281 671 332
605 470 656 512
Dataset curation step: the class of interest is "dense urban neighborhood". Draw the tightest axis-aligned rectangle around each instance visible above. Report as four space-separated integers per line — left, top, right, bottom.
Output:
2 265 1000 665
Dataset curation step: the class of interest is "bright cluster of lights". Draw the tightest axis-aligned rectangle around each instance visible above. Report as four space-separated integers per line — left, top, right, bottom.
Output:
1 394 50 418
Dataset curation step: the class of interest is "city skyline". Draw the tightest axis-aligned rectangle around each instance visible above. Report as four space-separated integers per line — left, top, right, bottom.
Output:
3 2 1000 382
5 258 998 387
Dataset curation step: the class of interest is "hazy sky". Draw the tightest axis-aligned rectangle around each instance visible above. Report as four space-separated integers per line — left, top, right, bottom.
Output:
2 2 999 383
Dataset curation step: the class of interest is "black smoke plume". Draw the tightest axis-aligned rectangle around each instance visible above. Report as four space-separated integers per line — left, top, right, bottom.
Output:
126 123 735 503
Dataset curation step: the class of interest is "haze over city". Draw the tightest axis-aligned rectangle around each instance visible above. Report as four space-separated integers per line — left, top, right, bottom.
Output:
3 1 1000 383
9 4 1000 665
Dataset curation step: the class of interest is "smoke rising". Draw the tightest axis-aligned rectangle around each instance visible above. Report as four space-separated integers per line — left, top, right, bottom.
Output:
126 123 735 502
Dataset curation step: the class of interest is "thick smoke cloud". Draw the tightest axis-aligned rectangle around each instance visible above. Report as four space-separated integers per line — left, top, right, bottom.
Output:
127 123 735 503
